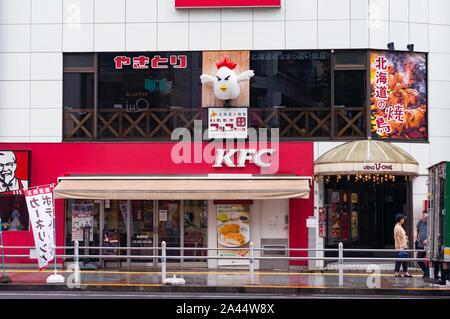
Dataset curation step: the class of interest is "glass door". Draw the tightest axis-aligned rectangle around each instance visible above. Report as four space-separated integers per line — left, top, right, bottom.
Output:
183 200 208 263
102 200 128 266
130 200 155 264
157 200 181 263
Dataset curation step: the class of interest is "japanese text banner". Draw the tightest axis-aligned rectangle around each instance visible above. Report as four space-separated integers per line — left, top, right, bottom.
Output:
370 50 427 140
25 186 55 271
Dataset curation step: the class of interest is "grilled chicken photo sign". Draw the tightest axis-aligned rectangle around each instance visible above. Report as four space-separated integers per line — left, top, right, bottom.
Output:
370 50 427 140
175 0 281 8
201 56 254 101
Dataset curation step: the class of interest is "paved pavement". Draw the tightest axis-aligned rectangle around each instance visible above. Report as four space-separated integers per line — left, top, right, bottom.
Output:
0 264 449 297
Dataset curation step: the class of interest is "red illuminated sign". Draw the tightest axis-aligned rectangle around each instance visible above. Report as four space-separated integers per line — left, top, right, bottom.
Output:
175 0 281 8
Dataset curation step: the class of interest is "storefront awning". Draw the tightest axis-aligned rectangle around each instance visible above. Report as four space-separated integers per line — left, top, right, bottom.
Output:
314 140 419 176
54 175 311 200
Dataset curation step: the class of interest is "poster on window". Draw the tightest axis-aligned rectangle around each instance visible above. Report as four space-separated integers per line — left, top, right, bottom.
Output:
319 207 326 238
0 150 30 195
370 50 427 140
208 107 248 139
217 204 250 266
24 186 55 271
72 204 94 242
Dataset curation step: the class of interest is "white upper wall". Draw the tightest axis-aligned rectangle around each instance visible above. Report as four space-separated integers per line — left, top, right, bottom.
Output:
0 0 449 149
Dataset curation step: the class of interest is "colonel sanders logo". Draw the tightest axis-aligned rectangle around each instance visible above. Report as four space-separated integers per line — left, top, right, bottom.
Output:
0 151 28 194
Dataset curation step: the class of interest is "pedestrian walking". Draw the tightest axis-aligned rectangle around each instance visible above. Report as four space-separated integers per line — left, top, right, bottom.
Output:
415 210 429 278
394 213 413 278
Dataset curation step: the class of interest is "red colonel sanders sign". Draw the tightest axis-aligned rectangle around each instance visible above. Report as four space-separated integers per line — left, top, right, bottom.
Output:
175 0 281 8
0 151 30 195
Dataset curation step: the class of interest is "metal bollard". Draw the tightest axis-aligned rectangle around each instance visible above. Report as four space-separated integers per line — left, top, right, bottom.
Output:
249 242 254 285
161 241 166 284
338 242 343 286
74 240 80 286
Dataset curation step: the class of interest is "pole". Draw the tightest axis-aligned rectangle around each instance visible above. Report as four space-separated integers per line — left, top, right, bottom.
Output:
0 217 11 283
249 241 254 285
161 241 166 284
338 242 343 286
46 184 64 284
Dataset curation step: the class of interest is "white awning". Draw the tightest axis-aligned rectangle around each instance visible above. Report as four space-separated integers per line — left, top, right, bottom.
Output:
54 175 311 200
314 140 419 176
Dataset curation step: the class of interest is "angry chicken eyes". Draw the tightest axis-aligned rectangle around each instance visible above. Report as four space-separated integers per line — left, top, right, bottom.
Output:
216 75 231 81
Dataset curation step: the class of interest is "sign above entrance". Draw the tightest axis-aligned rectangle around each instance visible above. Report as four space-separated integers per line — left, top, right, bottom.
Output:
213 149 275 168
175 0 281 8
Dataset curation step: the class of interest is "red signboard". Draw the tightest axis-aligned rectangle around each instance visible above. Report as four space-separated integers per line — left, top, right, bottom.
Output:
175 0 281 8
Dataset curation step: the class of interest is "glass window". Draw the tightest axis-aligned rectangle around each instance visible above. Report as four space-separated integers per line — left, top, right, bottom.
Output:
335 51 366 66
250 51 331 108
103 200 128 251
63 73 95 139
250 50 332 138
65 199 100 247
333 70 367 137
0 195 28 231
183 200 208 262
334 70 366 107
63 53 94 68
96 52 203 139
63 73 94 110
131 200 154 263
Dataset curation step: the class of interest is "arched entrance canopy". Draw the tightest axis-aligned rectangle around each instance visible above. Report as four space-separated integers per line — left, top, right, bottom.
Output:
314 140 419 177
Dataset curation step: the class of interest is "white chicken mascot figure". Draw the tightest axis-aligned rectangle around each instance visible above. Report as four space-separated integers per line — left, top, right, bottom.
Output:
200 56 255 103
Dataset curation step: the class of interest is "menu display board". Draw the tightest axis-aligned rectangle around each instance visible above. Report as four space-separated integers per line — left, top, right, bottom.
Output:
217 204 250 266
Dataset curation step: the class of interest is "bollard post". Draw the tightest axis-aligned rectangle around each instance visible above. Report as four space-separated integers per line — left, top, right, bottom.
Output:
74 240 80 285
161 241 166 284
338 242 343 286
249 241 254 285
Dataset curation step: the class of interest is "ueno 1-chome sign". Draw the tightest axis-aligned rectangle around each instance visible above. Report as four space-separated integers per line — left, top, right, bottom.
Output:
175 0 281 8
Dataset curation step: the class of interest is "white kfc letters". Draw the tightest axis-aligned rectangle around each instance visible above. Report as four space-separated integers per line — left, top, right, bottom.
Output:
213 149 275 168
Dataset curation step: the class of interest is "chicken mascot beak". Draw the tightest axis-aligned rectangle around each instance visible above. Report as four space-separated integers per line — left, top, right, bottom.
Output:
220 85 227 92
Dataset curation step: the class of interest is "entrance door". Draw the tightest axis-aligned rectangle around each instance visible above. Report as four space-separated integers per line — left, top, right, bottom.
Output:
102 200 128 266
157 200 181 263
130 200 155 264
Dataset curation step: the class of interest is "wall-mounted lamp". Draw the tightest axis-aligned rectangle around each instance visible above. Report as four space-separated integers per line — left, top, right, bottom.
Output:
387 42 395 51
407 43 414 52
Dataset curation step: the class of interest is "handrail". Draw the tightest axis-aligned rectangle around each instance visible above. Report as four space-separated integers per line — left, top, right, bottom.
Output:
0 241 431 287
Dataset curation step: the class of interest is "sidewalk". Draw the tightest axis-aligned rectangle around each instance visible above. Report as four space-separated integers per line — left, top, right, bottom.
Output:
0 266 449 296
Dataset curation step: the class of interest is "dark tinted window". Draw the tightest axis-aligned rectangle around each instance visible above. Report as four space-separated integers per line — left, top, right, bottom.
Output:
334 70 366 107
335 51 366 66
250 51 331 108
0 196 29 231
98 52 202 110
63 73 94 110
63 53 94 68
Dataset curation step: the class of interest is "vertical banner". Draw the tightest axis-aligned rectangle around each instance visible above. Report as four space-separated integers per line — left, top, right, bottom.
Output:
217 204 250 266
370 50 427 140
24 186 54 271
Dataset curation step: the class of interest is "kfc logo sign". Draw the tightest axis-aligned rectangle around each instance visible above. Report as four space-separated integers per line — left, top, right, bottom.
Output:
213 149 275 168
175 0 281 8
